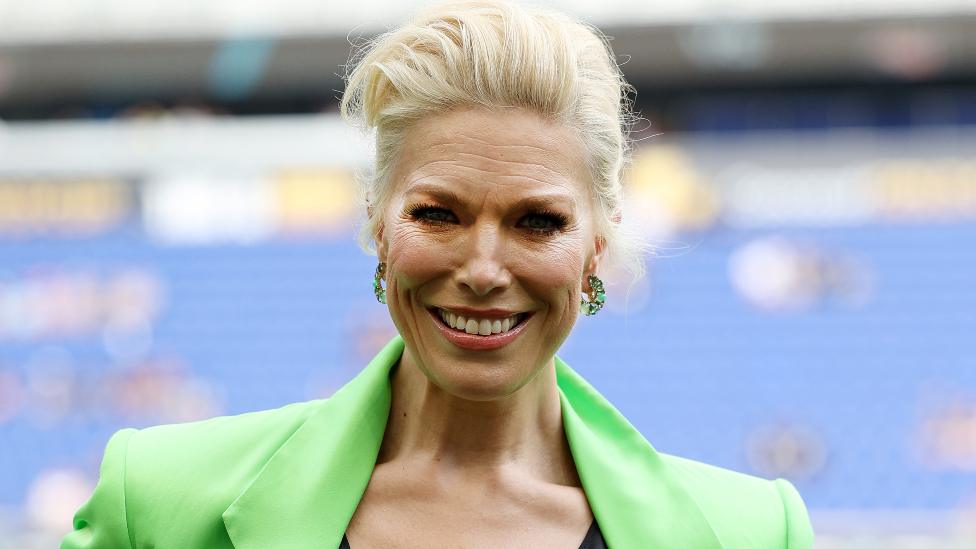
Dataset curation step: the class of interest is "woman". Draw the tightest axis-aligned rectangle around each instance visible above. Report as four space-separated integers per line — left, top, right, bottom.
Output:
63 1 813 548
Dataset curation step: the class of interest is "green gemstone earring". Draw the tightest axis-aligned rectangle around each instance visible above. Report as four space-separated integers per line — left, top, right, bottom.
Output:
580 274 606 316
373 262 387 304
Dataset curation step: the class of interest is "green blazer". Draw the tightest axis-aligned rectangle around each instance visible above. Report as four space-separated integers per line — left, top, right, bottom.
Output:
63 336 813 548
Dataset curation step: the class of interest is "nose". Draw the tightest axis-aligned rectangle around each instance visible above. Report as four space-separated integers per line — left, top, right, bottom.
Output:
456 221 512 297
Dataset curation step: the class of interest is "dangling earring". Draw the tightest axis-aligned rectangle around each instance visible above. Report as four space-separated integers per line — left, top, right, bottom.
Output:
580 274 606 316
373 262 387 304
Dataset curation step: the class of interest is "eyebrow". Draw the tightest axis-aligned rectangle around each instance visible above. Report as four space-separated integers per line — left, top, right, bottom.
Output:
403 183 577 213
402 184 464 208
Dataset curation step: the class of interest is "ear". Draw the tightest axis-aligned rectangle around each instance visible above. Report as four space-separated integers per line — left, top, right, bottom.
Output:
585 234 607 277
366 203 389 263
374 221 388 264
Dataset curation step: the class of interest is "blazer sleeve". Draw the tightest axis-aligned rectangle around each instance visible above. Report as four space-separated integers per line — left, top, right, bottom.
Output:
61 428 137 549
775 478 814 548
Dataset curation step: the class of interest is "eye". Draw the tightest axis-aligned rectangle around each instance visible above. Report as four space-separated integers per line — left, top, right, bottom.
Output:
519 210 568 234
407 204 458 225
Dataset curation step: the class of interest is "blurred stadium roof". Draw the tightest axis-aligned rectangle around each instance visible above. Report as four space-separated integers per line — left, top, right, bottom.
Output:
2 0 976 43
0 0 974 119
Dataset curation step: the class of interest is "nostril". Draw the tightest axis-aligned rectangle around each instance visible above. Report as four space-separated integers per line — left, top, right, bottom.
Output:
457 262 512 297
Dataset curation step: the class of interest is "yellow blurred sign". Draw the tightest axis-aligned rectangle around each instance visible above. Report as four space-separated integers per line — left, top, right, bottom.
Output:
872 160 976 221
274 169 358 237
0 178 131 236
627 145 720 236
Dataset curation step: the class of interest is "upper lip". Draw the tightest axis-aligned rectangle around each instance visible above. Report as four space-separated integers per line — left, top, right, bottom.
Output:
432 306 525 319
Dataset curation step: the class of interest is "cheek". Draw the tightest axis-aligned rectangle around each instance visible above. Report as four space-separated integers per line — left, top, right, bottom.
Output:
511 237 588 302
385 224 452 288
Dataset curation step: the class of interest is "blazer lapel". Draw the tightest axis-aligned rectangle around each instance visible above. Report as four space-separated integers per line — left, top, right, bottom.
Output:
222 337 721 548
556 357 723 548
221 337 404 549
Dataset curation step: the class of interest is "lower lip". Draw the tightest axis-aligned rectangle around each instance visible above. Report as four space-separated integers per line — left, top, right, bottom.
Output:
427 309 530 351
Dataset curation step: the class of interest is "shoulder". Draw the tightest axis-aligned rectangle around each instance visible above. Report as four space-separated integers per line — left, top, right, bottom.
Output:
62 399 326 548
127 398 323 469
659 453 814 548
123 398 324 498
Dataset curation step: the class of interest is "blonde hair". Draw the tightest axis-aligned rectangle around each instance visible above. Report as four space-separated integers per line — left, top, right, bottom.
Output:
341 0 645 279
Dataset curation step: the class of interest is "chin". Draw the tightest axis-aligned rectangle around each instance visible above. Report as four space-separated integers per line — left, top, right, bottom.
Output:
416 356 542 402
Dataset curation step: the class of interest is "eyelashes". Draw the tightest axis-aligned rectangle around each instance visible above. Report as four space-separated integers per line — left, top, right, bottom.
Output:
406 203 569 235
520 209 568 234
406 203 456 224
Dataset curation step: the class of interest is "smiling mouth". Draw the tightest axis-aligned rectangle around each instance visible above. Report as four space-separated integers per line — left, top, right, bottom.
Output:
432 308 527 336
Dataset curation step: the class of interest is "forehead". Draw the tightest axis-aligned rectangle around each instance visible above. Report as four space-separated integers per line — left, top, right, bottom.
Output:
390 107 591 204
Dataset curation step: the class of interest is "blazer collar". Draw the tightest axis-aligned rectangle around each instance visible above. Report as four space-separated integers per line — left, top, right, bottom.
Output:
222 336 721 548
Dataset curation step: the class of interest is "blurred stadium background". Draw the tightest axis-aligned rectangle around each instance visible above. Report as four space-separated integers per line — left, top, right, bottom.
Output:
1 1 975 547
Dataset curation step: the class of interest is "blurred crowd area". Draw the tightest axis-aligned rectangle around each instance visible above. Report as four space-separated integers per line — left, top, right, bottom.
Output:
1 1 976 547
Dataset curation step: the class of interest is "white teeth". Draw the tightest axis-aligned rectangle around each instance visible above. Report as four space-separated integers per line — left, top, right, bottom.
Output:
438 309 524 336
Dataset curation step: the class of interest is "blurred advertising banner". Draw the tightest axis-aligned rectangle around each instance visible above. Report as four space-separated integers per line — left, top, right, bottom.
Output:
2 117 975 243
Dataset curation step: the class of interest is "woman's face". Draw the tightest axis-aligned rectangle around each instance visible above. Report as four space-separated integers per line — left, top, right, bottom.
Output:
377 107 603 401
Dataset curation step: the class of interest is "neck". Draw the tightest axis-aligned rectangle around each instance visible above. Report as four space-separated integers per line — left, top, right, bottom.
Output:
378 347 579 486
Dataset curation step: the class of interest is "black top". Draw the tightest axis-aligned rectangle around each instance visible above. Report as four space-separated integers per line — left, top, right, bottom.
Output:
339 519 607 548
